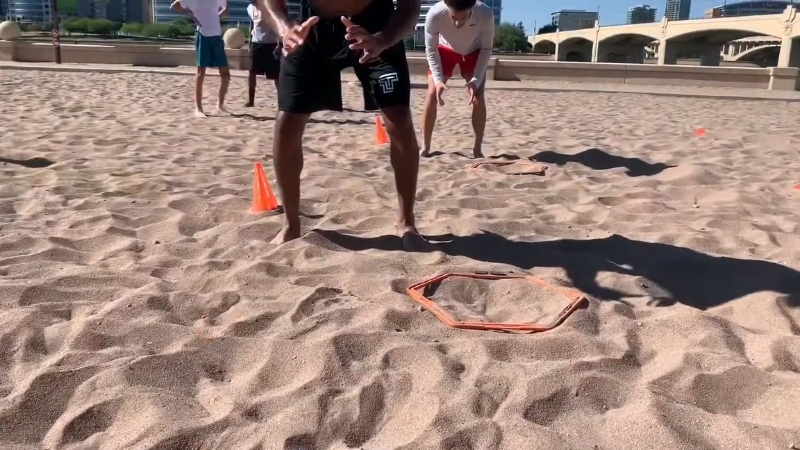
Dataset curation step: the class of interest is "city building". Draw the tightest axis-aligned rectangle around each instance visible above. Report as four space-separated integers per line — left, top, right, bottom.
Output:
664 0 691 20
627 4 657 24
704 0 792 18
551 9 597 31
6 0 52 23
151 0 299 24
1 0 8 21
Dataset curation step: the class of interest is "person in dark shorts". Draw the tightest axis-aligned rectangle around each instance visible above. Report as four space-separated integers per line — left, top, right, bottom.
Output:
246 0 281 107
257 0 423 247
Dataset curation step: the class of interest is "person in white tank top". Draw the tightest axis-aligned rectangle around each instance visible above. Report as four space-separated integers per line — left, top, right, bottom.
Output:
421 0 494 158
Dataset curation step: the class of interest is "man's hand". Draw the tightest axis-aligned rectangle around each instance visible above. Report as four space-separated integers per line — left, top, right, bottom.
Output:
342 17 389 64
435 82 447 106
281 16 319 56
466 81 480 106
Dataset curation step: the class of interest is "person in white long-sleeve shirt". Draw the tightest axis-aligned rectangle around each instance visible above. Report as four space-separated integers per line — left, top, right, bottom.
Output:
245 0 280 107
422 0 494 158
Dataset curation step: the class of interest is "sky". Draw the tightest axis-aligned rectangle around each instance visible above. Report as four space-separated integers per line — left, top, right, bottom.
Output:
502 0 725 33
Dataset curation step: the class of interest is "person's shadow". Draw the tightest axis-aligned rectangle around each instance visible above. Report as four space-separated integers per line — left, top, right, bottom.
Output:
532 148 674 177
312 229 800 315
0 157 54 168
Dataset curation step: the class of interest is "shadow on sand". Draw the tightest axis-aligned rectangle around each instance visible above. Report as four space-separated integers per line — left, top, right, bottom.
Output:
233 113 372 126
313 229 800 316
531 148 674 177
0 157 55 168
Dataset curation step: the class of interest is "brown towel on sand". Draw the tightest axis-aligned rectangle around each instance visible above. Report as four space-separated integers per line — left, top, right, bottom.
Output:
469 161 548 176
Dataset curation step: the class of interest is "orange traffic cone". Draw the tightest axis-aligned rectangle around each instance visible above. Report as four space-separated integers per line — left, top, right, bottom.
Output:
250 162 279 213
375 116 390 145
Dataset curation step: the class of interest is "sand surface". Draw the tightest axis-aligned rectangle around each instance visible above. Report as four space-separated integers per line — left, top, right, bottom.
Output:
1 69 800 450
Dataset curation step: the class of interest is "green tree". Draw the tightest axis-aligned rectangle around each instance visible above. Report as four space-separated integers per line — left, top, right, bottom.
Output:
86 18 115 34
62 18 89 34
120 22 143 35
493 21 528 52
536 24 558 34
141 23 172 38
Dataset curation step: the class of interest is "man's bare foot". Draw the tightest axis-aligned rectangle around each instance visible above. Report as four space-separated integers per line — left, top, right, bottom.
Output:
270 224 302 245
472 147 484 159
420 149 431 157
194 109 207 118
244 102 254 108
398 224 428 252
216 105 230 115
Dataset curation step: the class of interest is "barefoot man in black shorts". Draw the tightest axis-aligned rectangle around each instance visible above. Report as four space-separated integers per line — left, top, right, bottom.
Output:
257 0 423 246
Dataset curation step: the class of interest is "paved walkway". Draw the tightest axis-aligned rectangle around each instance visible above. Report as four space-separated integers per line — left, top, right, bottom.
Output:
3 60 800 102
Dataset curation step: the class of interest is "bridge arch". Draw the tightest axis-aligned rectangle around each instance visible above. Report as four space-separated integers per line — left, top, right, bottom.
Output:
734 44 779 59
560 37 594 46
557 37 593 62
598 31 660 45
532 39 556 54
734 44 780 66
666 28 781 44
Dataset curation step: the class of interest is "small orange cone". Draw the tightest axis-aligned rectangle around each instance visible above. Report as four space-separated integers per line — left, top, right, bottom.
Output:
693 128 706 137
250 162 279 213
375 116 390 145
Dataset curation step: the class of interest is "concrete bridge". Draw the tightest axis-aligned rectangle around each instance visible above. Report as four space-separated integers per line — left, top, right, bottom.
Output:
529 6 800 67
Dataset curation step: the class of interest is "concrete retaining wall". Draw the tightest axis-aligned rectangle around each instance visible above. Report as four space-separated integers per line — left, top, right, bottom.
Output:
1 41 797 91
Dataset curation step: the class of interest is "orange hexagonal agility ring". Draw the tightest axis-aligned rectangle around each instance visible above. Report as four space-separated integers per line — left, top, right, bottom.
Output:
407 272 587 333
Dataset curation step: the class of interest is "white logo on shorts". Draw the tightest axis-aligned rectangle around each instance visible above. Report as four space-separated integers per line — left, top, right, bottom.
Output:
378 73 399 94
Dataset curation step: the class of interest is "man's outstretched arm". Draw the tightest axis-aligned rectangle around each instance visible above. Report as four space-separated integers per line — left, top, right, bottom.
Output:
257 0 291 37
380 0 421 45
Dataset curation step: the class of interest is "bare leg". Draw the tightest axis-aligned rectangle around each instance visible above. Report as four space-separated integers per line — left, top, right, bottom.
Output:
381 105 422 249
246 70 257 107
194 67 207 118
471 83 486 158
270 111 309 244
421 74 438 157
216 67 231 114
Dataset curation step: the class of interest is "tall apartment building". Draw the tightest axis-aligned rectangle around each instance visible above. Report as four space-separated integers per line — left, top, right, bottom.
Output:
626 4 657 23
5 0 52 23
151 0 299 24
664 0 690 20
705 0 792 18
1 0 8 21
551 9 597 31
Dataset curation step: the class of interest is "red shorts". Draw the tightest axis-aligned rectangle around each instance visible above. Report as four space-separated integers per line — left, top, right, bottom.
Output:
428 46 481 81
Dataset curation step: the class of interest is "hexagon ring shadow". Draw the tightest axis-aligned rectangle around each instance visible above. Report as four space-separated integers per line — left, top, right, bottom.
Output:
407 272 588 333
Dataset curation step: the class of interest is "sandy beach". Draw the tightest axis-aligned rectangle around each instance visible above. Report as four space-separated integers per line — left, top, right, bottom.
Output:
1 68 800 449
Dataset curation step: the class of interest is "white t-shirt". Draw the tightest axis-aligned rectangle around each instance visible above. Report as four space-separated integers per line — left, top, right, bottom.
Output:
247 4 278 44
424 1 495 86
181 0 225 37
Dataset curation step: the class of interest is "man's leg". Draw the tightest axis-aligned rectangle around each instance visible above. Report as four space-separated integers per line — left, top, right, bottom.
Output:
382 105 420 238
270 40 337 244
194 34 209 118
271 111 309 244
421 73 438 157
471 79 487 158
217 66 230 113
214 37 230 114
194 66 207 118
358 43 421 246
246 70 257 107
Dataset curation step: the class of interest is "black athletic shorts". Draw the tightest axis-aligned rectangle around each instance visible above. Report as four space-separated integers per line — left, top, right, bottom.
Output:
277 0 411 114
250 42 280 80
